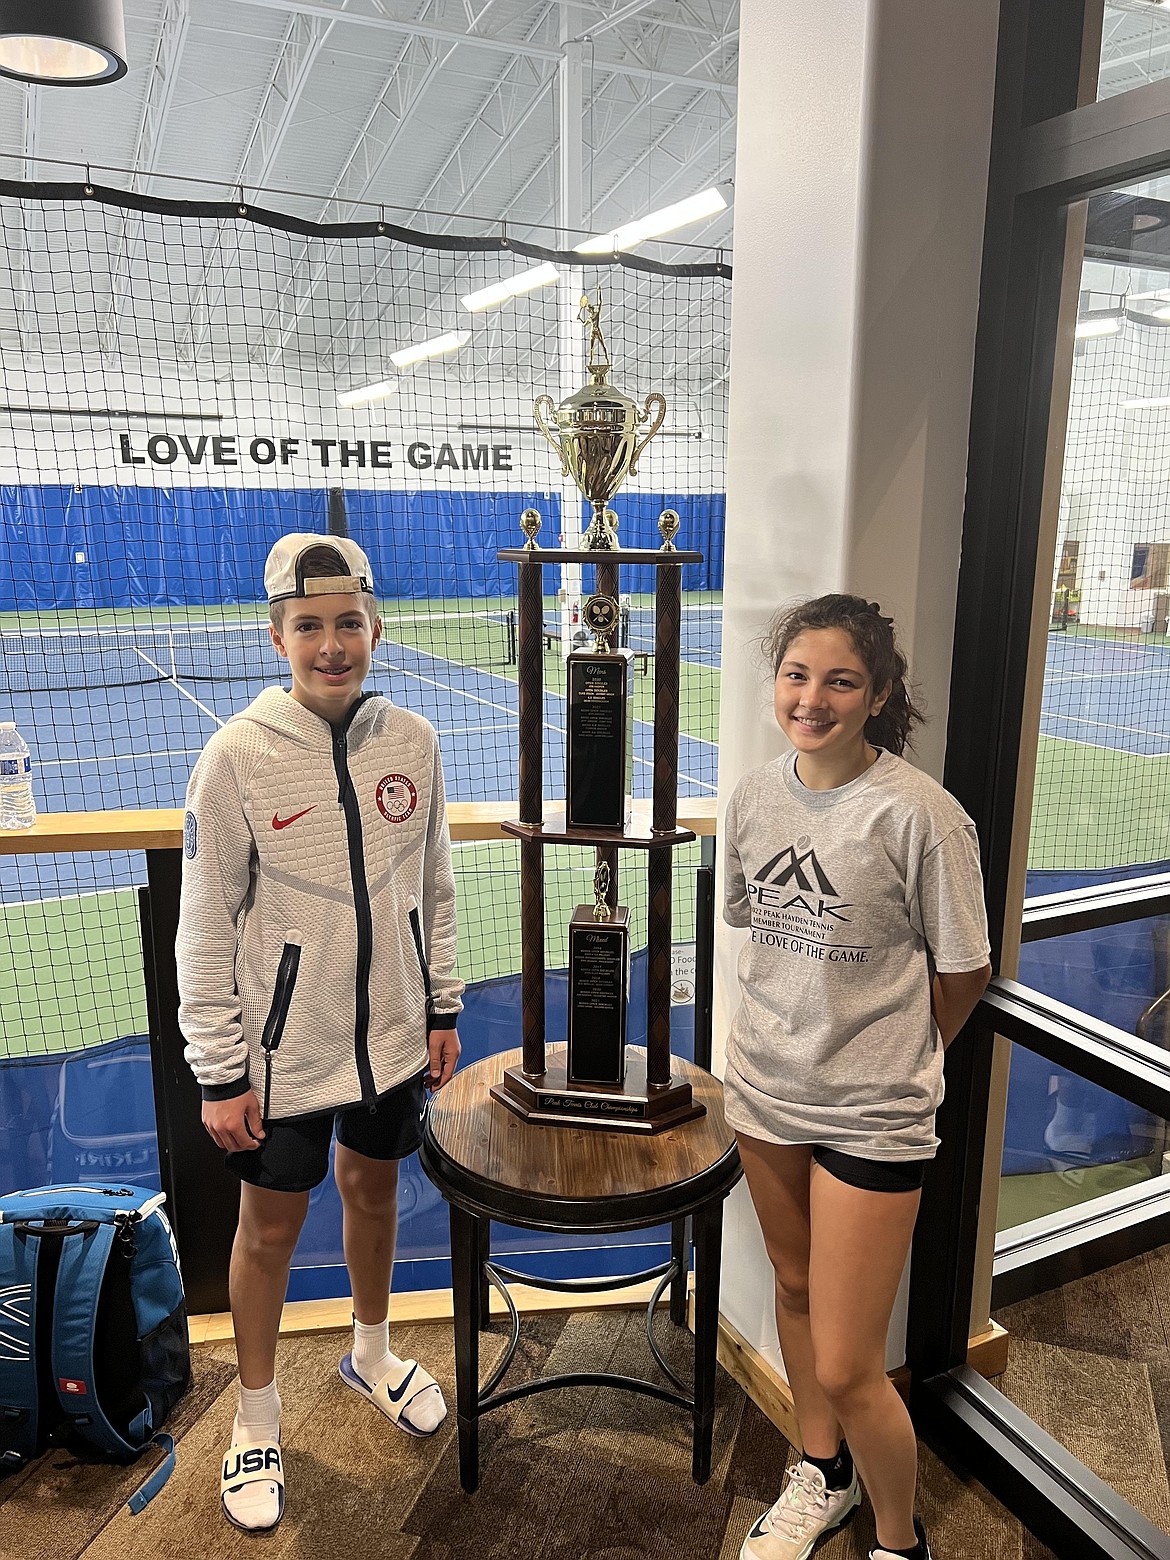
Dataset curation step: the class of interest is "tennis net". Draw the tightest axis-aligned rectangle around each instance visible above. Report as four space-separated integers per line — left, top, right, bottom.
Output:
0 608 516 694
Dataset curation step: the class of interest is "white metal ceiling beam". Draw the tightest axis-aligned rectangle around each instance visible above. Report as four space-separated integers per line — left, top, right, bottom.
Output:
12 86 40 348
99 0 192 359
260 1 559 367
229 0 736 97
179 7 341 359
328 51 560 365
254 4 463 362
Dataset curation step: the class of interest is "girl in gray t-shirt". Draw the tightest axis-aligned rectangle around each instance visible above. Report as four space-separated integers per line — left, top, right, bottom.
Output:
726 595 990 1560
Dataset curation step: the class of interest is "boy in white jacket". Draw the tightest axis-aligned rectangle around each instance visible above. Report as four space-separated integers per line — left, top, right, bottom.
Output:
177 533 463 1532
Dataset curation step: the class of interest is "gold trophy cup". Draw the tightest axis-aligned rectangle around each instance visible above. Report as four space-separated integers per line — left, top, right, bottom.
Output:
534 290 667 551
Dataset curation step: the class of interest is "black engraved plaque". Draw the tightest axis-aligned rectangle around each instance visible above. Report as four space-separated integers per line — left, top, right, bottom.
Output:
566 648 633 828
567 904 630 1085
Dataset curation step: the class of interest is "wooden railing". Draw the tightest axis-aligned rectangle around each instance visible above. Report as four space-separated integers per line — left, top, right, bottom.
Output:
0 796 717 853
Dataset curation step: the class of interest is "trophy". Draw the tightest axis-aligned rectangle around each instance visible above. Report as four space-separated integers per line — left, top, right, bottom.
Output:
534 290 667 550
566 593 634 828
566 861 630 1086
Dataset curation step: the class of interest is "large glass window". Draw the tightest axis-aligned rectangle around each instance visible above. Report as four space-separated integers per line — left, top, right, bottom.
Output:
1098 3 1170 99
999 178 1170 1232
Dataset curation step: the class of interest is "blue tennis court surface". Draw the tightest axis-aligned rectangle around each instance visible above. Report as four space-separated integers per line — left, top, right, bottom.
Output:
1041 633 1170 758
0 612 719 901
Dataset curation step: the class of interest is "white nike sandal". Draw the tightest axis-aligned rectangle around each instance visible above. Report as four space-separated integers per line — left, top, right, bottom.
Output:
338 1352 447 1436
220 1437 284 1531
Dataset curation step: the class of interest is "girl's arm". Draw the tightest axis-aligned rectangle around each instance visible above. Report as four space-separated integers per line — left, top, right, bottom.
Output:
932 964 992 1048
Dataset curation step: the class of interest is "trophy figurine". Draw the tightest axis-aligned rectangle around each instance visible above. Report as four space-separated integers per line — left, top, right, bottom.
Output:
534 290 667 550
519 507 542 550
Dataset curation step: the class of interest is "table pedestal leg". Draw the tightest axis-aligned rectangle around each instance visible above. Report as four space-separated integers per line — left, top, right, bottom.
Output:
691 1197 724 1483
477 1218 492 1330
450 1201 481 1493
670 1217 689 1326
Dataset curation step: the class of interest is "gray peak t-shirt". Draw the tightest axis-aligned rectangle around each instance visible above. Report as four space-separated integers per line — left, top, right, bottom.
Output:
722 749 990 1159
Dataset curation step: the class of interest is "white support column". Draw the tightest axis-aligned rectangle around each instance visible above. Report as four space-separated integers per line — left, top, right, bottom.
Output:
557 23 585 648
716 0 1000 1382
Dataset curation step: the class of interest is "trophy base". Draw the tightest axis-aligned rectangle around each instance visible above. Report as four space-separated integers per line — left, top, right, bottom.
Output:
491 1045 705 1135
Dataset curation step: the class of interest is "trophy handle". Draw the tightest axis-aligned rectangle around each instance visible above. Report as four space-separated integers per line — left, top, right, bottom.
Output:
534 394 571 477
629 392 667 476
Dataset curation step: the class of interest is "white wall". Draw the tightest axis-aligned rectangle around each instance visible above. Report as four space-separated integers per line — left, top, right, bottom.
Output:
717 0 1000 1380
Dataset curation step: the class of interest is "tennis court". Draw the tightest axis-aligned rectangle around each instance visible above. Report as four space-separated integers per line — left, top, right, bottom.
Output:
0 594 720 1056
1031 628 1170 872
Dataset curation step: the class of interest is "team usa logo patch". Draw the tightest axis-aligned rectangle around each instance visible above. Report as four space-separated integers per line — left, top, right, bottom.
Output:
376 773 417 823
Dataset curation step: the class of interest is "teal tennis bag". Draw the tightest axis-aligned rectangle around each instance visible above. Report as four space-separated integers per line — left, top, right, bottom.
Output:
0 1184 190 1510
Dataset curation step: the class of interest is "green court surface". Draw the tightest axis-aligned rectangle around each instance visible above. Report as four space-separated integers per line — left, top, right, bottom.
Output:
1028 736 1170 871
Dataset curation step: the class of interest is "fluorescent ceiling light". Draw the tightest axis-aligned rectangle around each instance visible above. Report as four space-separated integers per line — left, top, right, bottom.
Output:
389 331 470 368
462 263 559 312
1122 395 1170 408
337 378 399 407
574 185 731 255
0 0 128 84
1074 315 1121 338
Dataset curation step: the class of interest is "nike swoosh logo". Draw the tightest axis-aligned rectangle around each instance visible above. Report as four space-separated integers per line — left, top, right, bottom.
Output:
272 806 316 830
383 1364 418 1403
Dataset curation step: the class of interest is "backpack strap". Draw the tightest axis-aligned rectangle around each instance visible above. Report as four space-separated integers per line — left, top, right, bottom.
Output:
126 1433 177 1514
0 1220 39 1468
51 1219 141 1459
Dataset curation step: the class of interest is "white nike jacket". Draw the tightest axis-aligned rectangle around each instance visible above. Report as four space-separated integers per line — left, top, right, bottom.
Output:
176 687 463 1121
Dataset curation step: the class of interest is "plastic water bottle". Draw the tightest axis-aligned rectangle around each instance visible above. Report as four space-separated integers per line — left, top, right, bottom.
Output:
0 723 36 829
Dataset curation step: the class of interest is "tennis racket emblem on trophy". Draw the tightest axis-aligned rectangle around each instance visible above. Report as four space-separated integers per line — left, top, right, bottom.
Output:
533 290 667 551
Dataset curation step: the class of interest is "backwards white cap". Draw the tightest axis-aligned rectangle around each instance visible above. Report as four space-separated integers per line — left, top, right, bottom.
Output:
264 532 375 603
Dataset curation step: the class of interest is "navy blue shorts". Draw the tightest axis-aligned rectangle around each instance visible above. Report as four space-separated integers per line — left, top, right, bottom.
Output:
226 1071 427 1194
812 1145 928 1193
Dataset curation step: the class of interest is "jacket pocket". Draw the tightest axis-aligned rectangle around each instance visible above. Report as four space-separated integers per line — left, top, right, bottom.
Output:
407 905 434 1021
260 936 302 1121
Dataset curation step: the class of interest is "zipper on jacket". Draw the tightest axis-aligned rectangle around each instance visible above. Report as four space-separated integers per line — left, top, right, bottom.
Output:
332 701 377 1107
407 904 435 1019
260 939 302 1122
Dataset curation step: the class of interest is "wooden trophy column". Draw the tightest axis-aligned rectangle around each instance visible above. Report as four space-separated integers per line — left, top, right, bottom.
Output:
492 542 706 1133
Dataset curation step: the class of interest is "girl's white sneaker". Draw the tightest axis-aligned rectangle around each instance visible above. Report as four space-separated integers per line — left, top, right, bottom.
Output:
740 1460 862 1560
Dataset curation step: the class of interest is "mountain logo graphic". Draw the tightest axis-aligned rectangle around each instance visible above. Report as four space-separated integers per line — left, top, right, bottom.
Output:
753 843 838 897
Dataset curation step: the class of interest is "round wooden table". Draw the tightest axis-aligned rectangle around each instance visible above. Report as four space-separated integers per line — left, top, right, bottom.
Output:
420 1046 742 1492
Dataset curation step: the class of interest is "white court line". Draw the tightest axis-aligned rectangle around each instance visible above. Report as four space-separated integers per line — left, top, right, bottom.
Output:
133 648 225 727
373 646 718 792
38 748 205 767
1042 709 1166 743
1038 731 1170 758
0 886 137 909
1046 668 1170 683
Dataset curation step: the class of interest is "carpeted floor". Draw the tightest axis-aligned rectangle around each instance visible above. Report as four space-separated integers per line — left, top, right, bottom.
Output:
3 1309 1053 1560
996 1243 1170 1533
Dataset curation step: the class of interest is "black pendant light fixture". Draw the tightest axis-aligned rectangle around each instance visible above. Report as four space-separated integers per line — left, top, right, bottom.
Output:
0 0 128 85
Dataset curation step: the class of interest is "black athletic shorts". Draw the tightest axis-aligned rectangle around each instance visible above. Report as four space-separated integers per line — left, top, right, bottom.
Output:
226 1070 428 1194
812 1145 929 1194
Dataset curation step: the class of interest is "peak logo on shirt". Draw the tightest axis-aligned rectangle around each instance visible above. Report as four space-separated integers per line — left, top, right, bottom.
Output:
749 836 851 923
755 835 838 895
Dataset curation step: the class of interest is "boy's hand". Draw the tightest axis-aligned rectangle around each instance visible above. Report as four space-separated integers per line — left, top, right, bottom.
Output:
202 1090 266 1152
427 1027 460 1091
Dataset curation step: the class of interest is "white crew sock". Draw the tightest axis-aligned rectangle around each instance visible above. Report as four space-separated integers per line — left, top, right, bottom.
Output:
221 1380 283 1531
351 1317 445 1433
